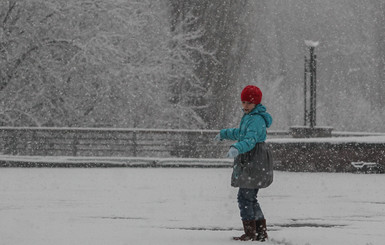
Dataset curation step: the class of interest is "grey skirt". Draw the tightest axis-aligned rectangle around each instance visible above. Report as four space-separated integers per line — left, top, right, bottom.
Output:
231 142 273 189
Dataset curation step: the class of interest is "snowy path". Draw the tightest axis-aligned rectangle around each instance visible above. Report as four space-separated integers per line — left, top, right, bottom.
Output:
1 168 384 245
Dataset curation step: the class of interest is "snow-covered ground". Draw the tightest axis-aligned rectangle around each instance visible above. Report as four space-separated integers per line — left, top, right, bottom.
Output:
1 168 384 245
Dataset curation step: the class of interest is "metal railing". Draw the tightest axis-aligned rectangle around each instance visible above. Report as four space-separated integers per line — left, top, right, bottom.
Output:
1 127 287 158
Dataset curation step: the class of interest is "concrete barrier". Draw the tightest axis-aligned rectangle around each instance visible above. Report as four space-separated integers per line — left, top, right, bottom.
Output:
1 127 384 172
268 139 385 172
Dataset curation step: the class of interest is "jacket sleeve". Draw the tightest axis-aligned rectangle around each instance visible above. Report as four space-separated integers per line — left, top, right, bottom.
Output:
231 116 266 154
220 128 240 141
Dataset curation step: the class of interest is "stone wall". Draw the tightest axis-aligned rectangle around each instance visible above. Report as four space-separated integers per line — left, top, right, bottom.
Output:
268 141 385 172
1 127 384 172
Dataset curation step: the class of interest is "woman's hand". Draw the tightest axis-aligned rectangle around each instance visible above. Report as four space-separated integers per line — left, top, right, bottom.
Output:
213 133 222 142
226 147 239 158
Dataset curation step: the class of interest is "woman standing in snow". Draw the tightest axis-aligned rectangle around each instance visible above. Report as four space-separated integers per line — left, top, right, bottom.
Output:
214 85 273 241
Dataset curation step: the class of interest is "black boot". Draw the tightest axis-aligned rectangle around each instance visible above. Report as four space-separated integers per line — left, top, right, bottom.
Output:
233 220 257 241
255 219 268 241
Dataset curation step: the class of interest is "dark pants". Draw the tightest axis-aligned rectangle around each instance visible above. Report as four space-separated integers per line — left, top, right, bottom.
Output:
237 188 264 221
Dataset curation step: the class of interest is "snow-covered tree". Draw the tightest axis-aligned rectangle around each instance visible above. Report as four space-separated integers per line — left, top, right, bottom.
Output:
1 0 384 131
168 0 253 129
0 0 209 129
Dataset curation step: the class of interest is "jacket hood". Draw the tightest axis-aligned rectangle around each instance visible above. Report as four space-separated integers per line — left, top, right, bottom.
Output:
249 104 273 128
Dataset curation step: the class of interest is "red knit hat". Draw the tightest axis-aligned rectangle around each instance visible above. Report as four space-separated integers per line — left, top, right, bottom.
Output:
241 85 262 105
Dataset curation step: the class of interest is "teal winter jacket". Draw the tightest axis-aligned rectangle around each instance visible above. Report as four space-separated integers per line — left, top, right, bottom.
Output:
219 104 272 154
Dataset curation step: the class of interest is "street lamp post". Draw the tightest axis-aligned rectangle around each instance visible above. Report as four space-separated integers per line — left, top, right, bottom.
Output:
304 40 319 128
290 40 333 138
